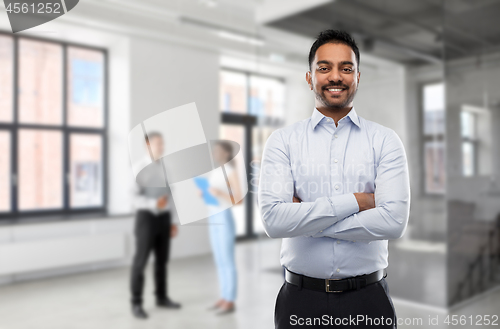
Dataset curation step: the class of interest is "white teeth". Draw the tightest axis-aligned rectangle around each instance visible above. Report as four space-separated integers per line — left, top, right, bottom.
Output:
328 88 343 92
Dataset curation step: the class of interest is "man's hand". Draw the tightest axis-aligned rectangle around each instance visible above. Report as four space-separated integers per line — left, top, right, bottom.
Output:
157 195 168 209
293 196 301 203
354 193 375 212
170 224 178 238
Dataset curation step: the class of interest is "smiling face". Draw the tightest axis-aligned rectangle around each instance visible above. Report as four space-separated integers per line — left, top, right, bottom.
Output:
306 42 360 111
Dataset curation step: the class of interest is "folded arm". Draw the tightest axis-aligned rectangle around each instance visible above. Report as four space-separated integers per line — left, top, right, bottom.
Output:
312 130 410 241
258 130 359 239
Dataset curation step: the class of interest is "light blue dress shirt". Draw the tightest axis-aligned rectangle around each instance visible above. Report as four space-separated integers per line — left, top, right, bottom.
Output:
258 107 410 279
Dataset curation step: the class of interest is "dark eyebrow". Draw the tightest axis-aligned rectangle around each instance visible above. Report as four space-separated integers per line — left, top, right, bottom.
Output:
316 60 332 66
316 60 355 67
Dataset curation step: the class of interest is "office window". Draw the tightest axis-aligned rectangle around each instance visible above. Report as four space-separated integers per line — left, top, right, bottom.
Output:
219 69 285 237
220 71 247 114
67 47 105 127
18 129 63 210
0 131 10 211
219 124 246 236
460 110 476 177
69 134 103 208
251 126 275 234
18 39 63 125
0 36 13 123
0 34 107 219
249 75 285 118
220 70 285 120
422 82 445 194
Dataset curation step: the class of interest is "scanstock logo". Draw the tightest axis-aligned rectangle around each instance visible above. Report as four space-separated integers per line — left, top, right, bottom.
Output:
3 0 79 33
128 103 248 225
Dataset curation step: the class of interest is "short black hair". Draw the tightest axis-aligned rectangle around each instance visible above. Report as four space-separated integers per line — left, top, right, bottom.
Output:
308 30 360 70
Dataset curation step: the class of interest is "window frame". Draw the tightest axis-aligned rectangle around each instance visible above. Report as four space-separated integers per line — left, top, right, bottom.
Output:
219 68 285 239
419 81 446 196
460 110 478 177
0 31 108 221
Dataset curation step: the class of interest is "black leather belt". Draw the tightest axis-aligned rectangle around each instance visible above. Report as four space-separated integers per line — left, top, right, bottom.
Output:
285 268 385 293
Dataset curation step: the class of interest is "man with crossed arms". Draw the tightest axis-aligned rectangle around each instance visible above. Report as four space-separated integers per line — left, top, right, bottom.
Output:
258 30 410 328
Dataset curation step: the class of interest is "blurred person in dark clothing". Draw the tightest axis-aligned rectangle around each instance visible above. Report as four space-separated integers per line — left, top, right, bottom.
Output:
130 132 181 319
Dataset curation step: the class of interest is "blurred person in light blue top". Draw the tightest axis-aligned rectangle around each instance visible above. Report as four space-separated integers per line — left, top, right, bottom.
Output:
258 29 410 328
205 141 242 315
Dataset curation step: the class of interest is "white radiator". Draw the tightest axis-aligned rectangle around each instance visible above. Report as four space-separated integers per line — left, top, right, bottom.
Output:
0 233 126 275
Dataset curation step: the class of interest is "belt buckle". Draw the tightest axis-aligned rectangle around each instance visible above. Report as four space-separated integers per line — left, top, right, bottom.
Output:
325 278 343 293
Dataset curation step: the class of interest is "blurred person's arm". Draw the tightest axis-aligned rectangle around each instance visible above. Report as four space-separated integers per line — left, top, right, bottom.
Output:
132 182 157 210
132 183 169 211
258 130 360 239
309 130 410 241
170 224 178 238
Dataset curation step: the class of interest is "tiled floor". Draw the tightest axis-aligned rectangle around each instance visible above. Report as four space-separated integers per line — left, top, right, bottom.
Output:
0 238 499 329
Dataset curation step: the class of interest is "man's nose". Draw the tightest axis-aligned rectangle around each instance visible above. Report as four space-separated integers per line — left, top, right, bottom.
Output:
327 68 342 83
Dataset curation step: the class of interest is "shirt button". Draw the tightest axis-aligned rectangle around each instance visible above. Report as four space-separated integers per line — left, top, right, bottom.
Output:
336 268 340 273
337 240 341 244
334 185 340 190
334 134 338 138
327 118 331 122
334 159 338 163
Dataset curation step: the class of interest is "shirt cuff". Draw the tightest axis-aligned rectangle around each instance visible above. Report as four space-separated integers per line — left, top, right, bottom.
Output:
328 193 359 221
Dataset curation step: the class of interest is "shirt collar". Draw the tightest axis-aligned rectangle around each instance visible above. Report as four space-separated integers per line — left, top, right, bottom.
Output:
310 107 361 130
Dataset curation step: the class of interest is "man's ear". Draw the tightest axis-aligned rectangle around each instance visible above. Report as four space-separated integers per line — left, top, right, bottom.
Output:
305 71 312 90
357 70 361 85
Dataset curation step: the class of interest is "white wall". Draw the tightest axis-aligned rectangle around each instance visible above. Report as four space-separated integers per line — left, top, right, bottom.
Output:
285 72 316 125
129 37 220 140
355 59 407 145
0 216 133 285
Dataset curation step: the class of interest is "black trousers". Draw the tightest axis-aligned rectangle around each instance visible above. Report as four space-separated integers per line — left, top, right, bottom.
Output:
130 210 171 305
275 278 397 329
